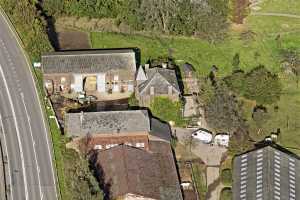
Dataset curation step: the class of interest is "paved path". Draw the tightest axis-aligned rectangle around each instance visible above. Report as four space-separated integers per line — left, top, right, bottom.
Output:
251 12 300 19
207 181 224 200
0 10 58 200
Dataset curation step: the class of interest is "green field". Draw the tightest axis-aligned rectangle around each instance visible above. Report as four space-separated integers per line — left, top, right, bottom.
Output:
257 0 300 15
91 31 284 76
91 0 300 154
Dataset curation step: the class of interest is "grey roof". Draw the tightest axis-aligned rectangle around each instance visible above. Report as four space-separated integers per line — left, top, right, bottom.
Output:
182 63 195 73
65 110 150 136
136 66 147 81
150 118 172 142
233 144 300 200
138 67 180 94
41 49 136 74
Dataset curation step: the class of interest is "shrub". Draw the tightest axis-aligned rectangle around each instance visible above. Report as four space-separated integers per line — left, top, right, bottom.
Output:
221 169 232 186
150 97 185 126
220 187 232 200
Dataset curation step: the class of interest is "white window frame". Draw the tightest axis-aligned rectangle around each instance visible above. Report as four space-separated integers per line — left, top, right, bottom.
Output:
93 145 102 150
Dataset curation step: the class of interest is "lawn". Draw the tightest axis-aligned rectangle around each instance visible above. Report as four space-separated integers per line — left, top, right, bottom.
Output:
256 0 300 15
91 31 282 76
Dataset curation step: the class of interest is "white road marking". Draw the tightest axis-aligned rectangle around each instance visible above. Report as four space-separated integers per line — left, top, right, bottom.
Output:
0 64 28 200
0 10 58 198
20 92 43 200
0 114 14 200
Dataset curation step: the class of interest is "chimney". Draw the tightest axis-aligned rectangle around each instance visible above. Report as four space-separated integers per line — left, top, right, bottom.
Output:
162 63 167 69
145 63 150 70
168 85 173 95
150 86 154 95
80 111 84 127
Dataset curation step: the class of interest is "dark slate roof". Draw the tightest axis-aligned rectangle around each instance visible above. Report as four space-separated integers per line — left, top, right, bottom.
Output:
41 49 136 74
182 63 195 73
65 110 150 136
233 144 300 200
138 67 180 94
150 118 172 142
95 142 183 200
65 110 172 142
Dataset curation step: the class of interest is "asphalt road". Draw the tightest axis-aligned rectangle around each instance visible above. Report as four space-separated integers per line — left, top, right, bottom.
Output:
0 12 57 200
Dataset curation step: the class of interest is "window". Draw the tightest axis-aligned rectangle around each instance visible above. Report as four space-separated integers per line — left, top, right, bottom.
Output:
150 86 154 95
61 77 66 83
125 142 132 146
136 143 145 148
114 75 119 81
93 145 102 150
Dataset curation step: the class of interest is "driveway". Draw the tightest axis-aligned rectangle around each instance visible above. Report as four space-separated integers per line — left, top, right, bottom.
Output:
174 128 227 166
173 127 227 200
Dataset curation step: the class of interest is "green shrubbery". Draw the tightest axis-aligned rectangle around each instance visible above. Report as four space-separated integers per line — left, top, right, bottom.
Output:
221 169 232 186
220 187 232 200
0 0 52 61
225 65 282 105
150 97 185 127
42 0 229 41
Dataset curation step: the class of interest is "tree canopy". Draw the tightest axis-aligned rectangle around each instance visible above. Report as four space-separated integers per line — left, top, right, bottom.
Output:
203 81 246 133
42 0 229 41
225 65 282 105
243 66 282 105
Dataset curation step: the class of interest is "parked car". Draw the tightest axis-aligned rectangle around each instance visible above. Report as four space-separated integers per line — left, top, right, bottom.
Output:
214 133 229 147
191 128 213 144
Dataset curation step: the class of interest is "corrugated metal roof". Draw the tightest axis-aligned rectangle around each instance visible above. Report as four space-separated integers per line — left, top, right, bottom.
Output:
233 144 300 200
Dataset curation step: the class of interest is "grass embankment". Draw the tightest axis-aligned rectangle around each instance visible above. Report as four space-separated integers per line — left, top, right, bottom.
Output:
35 70 102 200
191 163 207 200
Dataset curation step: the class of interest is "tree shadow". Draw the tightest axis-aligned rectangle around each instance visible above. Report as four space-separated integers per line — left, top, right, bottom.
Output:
89 151 112 200
35 2 60 50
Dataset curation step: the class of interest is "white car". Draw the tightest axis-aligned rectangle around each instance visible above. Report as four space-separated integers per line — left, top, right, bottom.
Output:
191 129 213 144
214 133 230 147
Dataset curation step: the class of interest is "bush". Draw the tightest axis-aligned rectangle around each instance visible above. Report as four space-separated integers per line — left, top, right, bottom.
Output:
221 169 232 186
128 93 139 107
225 65 282 105
204 81 246 133
220 187 232 200
150 97 185 126
243 65 282 105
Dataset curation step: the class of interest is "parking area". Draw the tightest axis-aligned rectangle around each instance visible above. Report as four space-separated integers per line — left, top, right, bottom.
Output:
173 127 227 200
174 128 227 166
